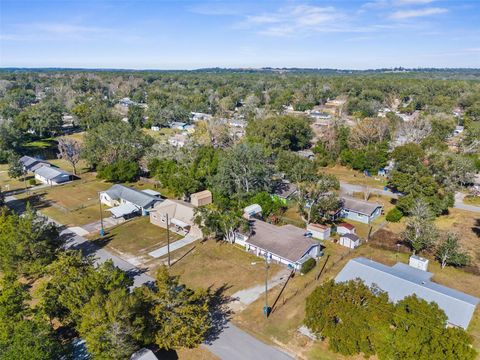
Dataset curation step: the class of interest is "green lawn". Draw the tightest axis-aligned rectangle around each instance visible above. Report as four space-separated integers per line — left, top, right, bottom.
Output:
464 195 480 206
321 165 387 188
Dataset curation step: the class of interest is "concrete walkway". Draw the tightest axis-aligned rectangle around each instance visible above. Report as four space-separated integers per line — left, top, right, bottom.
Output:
148 232 201 258
454 192 480 213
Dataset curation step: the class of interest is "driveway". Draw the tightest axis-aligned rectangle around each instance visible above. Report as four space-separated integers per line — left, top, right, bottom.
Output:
148 232 202 258
454 192 480 213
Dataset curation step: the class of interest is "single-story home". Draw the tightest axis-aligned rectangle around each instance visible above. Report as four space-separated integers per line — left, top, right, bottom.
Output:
19 155 51 173
339 233 361 249
190 190 212 207
100 185 162 218
237 219 320 270
335 257 480 329
34 166 72 185
150 199 198 235
307 223 331 240
272 180 297 204
131 348 158 360
336 222 356 235
341 197 383 224
169 121 187 130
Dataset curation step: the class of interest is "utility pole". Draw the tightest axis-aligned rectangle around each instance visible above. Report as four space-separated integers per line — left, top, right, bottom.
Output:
166 213 171 267
263 252 270 317
99 193 105 237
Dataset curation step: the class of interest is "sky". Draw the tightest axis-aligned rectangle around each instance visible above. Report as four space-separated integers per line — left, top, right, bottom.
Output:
0 0 479 69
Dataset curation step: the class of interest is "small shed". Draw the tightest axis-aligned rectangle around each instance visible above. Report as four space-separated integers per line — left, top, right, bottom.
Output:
409 255 429 271
244 204 262 218
336 222 356 235
190 190 212 207
339 233 361 249
307 223 331 240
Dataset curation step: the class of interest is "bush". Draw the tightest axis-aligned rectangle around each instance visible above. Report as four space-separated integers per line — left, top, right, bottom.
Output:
301 258 316 274
97 160 139 183
28 179 36 186
386 207 403 222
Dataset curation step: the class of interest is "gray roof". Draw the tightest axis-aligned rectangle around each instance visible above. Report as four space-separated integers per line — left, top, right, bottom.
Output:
335 257 479 329
340 233 360 242
342 197 383 216
19 155 49 171
245 220 319 264
35 166 72 181
130 348 158 360
104 184 160 209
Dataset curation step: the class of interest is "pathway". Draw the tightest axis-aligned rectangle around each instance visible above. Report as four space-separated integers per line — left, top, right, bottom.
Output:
148 232 202 258
454 192 480 213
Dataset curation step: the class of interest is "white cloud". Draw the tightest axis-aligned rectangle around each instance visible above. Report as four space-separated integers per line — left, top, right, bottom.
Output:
390 7 447 19
395 0 436 5
240 5 346 37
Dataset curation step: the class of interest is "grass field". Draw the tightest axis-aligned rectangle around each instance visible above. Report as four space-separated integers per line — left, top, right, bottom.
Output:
95 217 181 259
321 165 387 188
152 240 283 297
233 242 480 359
464 195 480 206
0 164 35 191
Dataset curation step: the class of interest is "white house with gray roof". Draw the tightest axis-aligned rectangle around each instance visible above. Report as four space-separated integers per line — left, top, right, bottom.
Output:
340 197 383 224
34 166 72 185
19 155 51 173
335 257 479 329
100 184 162 218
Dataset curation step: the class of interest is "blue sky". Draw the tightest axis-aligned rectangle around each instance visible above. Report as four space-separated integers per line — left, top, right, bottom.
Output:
1 0 479 69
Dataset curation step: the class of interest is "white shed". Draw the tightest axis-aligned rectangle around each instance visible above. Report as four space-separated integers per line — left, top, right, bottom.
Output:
244 204 262 217
307 223 331 240
409 255 429 271
339 233 361 249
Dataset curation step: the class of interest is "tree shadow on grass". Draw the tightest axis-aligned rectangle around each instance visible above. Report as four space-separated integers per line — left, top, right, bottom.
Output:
472 219 480 238
6 192 51 214
204 283 234 345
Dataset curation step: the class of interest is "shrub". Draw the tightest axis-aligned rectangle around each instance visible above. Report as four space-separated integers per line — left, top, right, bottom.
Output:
28 179 36 186
301 258 316 274
386 207 403 222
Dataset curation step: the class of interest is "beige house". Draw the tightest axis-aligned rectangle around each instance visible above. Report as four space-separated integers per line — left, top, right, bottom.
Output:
150 199 199 235
190 190 212 207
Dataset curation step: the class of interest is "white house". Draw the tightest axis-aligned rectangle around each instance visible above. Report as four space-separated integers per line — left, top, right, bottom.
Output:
307 223 331 240
341 197 383 224
336 222 356 235
339 233 361 249
34 166 72 185
19 155 51 173
100 185 162 218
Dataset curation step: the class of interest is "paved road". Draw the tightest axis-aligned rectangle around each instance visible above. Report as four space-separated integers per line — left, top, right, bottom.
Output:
340 182 480 213
5 195 294 360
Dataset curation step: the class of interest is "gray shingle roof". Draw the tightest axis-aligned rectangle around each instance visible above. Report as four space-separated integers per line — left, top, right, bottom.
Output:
342 197 383 216
335 257 479 329
105 184 160 209
340 233 360 242
245 220 319 264
35 166 72 181
19 155 49 171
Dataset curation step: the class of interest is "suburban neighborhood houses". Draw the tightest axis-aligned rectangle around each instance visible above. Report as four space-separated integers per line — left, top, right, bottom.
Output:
1 20 480 358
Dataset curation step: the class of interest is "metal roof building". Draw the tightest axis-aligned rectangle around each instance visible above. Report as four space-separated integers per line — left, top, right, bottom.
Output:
103 184 160 209
335 257 479 329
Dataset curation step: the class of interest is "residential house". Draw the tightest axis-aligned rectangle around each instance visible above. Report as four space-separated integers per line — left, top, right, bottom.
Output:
272 180 297 204
34 166 72 185
341 197 383 224
296 150 315 160
100 185 161 218
335 257 479 329
190 190 212 207
339 233 361 249
190 112 212 122
131 348 158 360
169 121 187 130
150 199 198 235
307 223 331 240
336 222 356 235
237 217 321 270
19 155 51 173
168 133 187 148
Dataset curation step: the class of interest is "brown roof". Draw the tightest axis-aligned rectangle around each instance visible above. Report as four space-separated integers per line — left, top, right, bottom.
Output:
246 220 318 263
338 222 355 230
342 197 382 216
307 223 329 231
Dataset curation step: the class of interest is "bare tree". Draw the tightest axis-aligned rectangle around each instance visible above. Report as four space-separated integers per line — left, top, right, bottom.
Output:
57 137 82 175
348 118 390 149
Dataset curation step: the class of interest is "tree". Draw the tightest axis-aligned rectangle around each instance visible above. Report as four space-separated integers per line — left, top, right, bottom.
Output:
83 121 153 168
8 154 27 189
79 289 146 360
348 118 390 149
246 115 313 151
377 295 477 360
213 143 273 198
275 151 317 184
140 266 211 350
386 207 403 222
193 206 247 242
97 160 140 183
401 200 438 254
128 104 144 129
305 280 392 357
435 232 470 269
57 137 82 175
296 175 340 225
0 207 61 276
